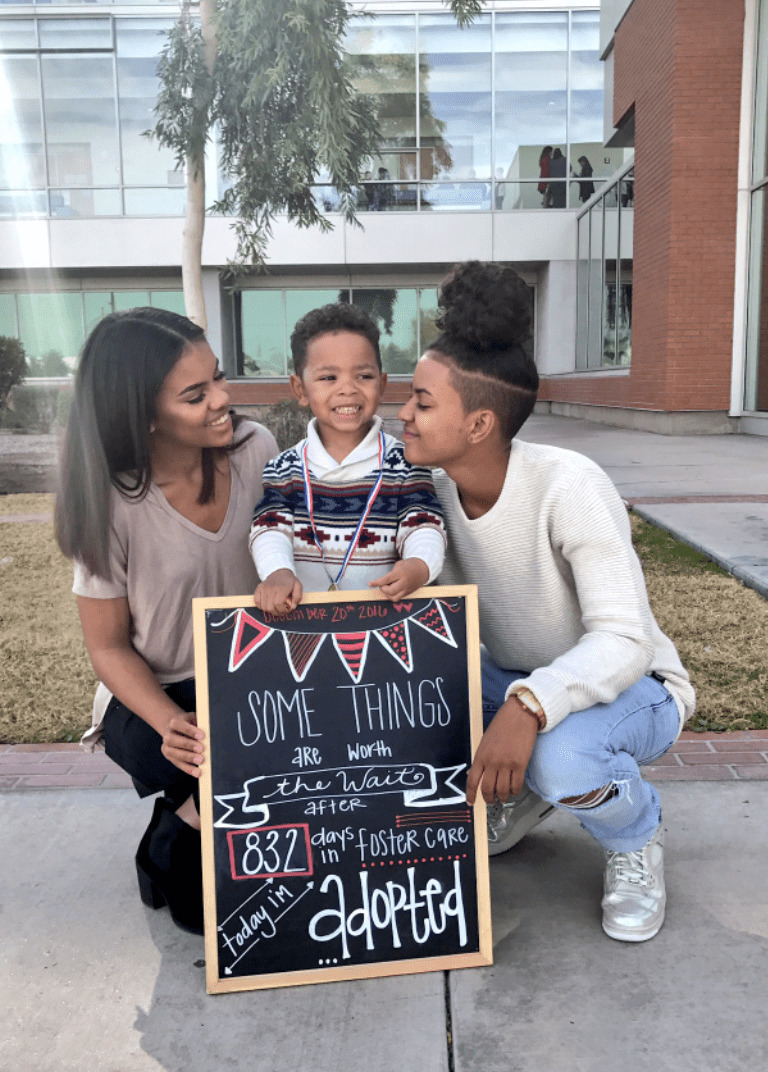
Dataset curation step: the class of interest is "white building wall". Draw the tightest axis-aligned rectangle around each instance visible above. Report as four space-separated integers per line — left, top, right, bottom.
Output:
535 261 577 375
0 211 577 273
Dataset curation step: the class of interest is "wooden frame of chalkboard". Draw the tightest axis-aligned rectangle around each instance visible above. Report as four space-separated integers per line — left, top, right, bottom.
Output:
193 585 491 994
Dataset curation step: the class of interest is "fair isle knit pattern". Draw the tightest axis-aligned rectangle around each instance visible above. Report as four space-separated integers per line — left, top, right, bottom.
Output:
250 429 445 593
434 439 695 734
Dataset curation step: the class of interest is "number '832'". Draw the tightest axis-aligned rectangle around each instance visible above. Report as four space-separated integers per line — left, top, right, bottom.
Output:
227 824 313 881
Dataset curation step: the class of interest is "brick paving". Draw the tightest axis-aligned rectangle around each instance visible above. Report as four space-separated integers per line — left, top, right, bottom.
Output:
1 730 766 790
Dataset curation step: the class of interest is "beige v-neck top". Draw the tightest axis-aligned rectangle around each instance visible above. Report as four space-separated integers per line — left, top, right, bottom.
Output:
73 422 278 749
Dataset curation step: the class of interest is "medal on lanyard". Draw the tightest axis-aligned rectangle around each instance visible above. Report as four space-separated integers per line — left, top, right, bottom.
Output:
302 432 386 592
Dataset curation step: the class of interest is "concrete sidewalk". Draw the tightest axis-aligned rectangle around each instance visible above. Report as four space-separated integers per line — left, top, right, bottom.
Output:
519 415 768 597
3 414 768 1070
1 783 766 1072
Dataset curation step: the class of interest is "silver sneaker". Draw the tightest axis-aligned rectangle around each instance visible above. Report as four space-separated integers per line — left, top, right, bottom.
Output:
486 787 555 856
602 824 666 942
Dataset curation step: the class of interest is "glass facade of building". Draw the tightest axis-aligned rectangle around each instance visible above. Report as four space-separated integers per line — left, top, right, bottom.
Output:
1 5 617 220
0 287 184 373
236 281 534 379
575 161 634 370
0 14 183 219
745 0 768 411
238 287 442 379
327 7 624 212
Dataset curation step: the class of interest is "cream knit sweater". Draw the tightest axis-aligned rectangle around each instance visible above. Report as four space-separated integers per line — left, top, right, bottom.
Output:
434 440 695 734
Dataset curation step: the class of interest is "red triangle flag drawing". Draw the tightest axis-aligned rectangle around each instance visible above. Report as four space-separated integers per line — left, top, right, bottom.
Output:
333 631 370 683
374 621 413 672
283 632 326 683
410 599 458 648
228 610 273 672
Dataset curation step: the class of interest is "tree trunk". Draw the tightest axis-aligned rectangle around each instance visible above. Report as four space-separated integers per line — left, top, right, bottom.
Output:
182 151 207 329
181 0 217 330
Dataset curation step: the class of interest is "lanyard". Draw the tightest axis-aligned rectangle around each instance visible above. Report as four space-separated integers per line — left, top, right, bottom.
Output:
301 431 386 590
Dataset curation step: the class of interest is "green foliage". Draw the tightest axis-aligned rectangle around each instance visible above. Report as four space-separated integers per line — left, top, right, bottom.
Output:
25 349 70 378
0 336 26 410
150 0 380 273
445 0 484 27
339 288 397 335
151 5 215 173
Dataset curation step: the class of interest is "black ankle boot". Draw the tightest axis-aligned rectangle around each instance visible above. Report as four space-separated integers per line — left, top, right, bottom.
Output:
135 797 204 935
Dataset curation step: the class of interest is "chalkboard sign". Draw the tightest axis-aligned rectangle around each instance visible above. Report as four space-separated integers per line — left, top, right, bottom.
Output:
193 586 491 994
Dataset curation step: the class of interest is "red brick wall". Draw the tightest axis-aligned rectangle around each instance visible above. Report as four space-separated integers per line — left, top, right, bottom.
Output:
541 0 744 413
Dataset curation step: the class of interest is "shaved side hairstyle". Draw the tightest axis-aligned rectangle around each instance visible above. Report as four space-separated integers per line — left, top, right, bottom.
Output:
429 260 539 441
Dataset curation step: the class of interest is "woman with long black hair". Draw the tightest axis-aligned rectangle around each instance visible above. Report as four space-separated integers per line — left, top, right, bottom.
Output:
56 307 277 933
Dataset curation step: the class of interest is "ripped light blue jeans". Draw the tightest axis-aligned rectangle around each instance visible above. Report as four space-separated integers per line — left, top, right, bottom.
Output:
481 650 681 853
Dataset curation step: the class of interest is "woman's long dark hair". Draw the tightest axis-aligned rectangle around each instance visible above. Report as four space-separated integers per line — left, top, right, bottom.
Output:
55 307 247 579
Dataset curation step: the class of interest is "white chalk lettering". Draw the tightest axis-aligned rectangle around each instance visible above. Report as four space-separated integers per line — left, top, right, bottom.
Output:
424 826 470 850
308 861 467 959
236 687 318 747
341 678 452 735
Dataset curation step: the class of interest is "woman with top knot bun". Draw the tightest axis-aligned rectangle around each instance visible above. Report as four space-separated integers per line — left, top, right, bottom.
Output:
398 260 695 944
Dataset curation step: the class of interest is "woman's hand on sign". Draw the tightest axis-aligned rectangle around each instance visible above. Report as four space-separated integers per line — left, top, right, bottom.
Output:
161 712 206 778
253 569 303 615
370 557 429 600
465 696 539 805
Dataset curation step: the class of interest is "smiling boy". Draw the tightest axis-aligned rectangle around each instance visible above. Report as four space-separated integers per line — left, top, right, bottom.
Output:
249 304 446 613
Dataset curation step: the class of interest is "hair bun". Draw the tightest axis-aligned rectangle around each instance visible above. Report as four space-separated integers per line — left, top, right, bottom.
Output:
435 261 532 351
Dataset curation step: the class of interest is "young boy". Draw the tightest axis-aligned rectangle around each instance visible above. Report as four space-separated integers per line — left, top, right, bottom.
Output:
249 303 446 613
397 260 695 943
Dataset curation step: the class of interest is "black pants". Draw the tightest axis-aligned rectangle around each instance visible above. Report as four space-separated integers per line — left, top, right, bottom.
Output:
103 678 199 809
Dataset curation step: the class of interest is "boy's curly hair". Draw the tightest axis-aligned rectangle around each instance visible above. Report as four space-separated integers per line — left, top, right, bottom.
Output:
290 303 381 377
430 261 538 441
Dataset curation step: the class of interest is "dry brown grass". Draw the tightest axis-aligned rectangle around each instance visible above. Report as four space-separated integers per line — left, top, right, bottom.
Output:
0 496 765 742
0 495 96 742
631 514 768 731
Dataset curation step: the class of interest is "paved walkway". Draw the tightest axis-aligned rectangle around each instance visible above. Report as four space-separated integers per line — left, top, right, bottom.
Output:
3 415 768 1070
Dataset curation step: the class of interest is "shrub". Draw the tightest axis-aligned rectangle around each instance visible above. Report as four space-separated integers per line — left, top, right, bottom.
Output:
0 335 26 410
256 398 311 451
0 383 60 433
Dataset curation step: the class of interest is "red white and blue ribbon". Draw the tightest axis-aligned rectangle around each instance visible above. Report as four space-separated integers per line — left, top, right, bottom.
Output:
301 430 387 590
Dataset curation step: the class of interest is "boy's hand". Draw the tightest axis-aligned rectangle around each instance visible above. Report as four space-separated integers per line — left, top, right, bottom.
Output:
465 696 539 805
370 558 429 600
253 569 303 615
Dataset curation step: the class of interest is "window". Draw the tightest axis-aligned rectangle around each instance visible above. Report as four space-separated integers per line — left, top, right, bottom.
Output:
238 287 452 378
1 13 176 219
116 19 181 189
2 7 606 218
1 288 184 376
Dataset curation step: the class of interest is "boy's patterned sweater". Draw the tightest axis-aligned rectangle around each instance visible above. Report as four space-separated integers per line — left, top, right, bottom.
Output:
249 417 446 593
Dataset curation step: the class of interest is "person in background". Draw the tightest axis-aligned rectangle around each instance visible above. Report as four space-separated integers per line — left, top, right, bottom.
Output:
56 307 277 935
537 146 553 207
574 155 596 203
548 148 567 208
